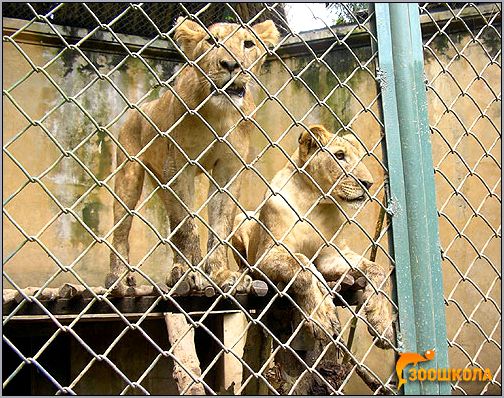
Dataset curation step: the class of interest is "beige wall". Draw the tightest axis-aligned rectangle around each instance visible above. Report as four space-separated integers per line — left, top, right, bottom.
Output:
3 41 178 288
425 32 501 395
3 21 500 394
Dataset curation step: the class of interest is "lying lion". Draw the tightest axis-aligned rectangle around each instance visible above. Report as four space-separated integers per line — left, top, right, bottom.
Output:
107 17 279 294
232 124 395 349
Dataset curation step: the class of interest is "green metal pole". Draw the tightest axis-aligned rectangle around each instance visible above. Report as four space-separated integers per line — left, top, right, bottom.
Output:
388 3 449 395
406 4 451 395
375 3 450 395
373 4 420 395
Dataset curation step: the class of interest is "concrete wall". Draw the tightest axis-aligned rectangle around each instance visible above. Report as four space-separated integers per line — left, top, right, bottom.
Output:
424 29 501 395
3 32 178 288
3 12 501 395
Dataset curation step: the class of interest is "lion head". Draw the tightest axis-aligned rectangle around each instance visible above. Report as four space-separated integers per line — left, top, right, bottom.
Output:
298 125 374 208
174 17 279 107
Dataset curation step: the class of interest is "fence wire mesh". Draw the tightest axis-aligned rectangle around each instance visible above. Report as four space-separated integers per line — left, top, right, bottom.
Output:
420 2 502 395
2 2 290 39
1 2 501 396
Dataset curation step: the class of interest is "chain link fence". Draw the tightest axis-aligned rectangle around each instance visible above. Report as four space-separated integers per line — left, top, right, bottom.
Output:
2 3 290 39
420 2 501 395
2 2 501 395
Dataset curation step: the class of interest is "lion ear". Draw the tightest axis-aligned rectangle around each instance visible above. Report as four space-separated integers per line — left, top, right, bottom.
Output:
298 125 333 162
252 20 280 49
174 17 205 59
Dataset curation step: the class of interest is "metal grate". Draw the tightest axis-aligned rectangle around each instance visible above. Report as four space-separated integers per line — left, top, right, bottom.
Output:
420 2 502 395
2 2 290 39
2 2 501 395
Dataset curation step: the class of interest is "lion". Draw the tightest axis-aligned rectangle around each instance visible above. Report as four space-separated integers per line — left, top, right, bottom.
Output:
232 124 395 349
106 17 280 294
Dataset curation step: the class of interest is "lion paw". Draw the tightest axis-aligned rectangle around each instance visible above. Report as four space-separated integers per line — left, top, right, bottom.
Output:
305 286 341 341
166 263 205 293
368 322 395 350
363 294 396 349
220 271 253 293
311 303 341 342
105 273 136 296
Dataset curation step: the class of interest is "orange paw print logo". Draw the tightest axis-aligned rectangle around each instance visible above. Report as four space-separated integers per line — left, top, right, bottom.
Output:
396 349 435 389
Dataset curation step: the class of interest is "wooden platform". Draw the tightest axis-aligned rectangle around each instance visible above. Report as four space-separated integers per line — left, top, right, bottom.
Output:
3 277 363 320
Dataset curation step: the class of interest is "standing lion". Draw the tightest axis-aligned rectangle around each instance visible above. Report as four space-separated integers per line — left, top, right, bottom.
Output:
107 17 279 294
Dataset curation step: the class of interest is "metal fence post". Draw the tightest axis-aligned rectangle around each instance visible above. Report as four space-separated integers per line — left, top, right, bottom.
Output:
405 5 450 395
375 3 450 395
372 3 420 395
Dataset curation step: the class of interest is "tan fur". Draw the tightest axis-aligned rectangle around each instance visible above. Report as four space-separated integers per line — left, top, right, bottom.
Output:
107 18 280 294
232 125 395 349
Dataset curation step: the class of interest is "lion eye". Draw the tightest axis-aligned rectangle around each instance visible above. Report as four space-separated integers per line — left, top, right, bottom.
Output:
244 40 255 49
206 37 215 45
335 151 345 161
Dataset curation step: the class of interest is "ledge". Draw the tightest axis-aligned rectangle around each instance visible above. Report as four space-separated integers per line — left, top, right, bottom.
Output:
3 4 500 62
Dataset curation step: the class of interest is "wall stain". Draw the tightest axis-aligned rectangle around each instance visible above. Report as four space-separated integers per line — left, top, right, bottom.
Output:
291 47 368 133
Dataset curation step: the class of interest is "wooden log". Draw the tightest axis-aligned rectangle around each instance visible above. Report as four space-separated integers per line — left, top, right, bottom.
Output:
59 283 86 299
14 287 59 303
204 286 216 298
328 281 342 293
40 288 59 301
173 281 191 296
340 274 355 289
353 276 367 290
272 325 318 394
125 283 169 297
221 280 269 296
164 313 205 395
220 313 248 393
81 286 108 299
250 280 268 297
127 285 154 297
309 360 354 394
242 321 272 395
349 355 394 395
15 287 38 303
3 289 17 304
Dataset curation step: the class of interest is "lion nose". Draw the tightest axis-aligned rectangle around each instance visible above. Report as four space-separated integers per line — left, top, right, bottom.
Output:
360 179 373 190
220 59 239 72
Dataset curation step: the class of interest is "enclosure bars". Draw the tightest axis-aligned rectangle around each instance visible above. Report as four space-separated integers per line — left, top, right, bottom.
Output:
371 3 419 395
405 5 450 395
374 3 450 395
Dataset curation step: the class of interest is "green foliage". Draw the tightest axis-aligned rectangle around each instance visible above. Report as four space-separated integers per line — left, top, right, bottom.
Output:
326 3 368 25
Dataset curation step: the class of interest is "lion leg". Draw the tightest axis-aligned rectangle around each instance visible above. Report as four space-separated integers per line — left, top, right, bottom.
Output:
107 152 144 295
258 248 340 342
230 211 257 275
204 159 252 292
162 159 204 291
315 246 395 349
